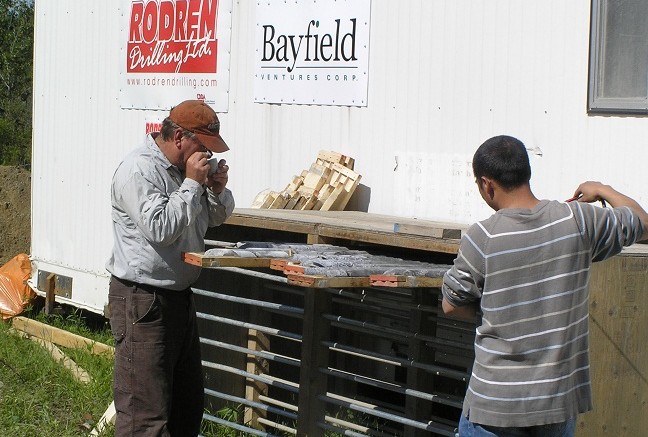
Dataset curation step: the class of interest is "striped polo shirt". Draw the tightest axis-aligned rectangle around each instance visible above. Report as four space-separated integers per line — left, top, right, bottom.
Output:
442 199 644 427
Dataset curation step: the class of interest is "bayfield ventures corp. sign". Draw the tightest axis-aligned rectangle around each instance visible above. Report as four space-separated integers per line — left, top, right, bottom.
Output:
120 0 232 111
254 0 371 107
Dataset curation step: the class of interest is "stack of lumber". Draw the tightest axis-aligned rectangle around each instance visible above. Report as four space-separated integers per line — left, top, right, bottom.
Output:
251 150 361 211
183 242 450 288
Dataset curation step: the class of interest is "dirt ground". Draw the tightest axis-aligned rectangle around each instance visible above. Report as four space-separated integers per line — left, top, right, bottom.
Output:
0 165 31 266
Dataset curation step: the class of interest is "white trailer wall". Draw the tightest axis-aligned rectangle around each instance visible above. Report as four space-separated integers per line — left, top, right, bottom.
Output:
31 0 648 313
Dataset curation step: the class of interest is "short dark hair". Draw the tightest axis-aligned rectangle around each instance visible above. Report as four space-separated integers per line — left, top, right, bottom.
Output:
472 135 531 190
159 117 196 142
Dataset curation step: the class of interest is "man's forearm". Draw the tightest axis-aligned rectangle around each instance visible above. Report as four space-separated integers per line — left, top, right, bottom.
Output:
574 182 648 239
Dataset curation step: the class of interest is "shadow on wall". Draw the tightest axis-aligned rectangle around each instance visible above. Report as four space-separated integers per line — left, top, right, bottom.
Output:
346 184 370 212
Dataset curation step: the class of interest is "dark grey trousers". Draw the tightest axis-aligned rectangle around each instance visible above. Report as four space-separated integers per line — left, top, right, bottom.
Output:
108 276 204 437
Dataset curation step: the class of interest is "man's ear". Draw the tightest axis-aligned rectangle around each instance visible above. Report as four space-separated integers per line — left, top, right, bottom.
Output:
173 128 183 148
480 177 496 201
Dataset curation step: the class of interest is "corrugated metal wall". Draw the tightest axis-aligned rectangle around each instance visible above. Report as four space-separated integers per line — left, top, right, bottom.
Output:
31 0 648 312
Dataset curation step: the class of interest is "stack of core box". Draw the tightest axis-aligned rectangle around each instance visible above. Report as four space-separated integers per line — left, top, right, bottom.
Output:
251 150 361 211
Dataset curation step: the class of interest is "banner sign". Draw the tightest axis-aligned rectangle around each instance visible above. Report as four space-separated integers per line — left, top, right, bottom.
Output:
120 0 232 111
254 0 371 107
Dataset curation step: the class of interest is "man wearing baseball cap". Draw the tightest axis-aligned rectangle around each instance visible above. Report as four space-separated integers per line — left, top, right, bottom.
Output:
106 100 235 436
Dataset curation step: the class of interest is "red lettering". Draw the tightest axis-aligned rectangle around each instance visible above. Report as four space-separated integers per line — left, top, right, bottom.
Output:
175 1 189 41
126 0 219 73
198 0 217 40
129 1 218 42
158 0 175 41
129 1 144 42
186 0 200 39
142 1 158 43
145 122 162 134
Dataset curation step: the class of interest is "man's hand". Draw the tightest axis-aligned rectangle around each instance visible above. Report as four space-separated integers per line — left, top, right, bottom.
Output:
185 152 210 184
570 181 609 204
571 181 648 239
206 159 229 194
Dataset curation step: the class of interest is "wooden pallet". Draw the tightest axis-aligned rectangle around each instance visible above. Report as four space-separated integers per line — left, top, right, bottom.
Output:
251 150 361 212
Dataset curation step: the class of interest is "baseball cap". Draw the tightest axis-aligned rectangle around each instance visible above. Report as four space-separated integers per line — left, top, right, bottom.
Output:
169 100 229 153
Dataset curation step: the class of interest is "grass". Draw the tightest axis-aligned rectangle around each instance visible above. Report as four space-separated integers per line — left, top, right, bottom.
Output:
1 302 355 436
0 305 115 436
0 302 255 436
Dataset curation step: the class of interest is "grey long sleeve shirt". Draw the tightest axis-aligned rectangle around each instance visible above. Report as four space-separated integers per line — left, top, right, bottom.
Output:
442 200 643 427
106 134 235 290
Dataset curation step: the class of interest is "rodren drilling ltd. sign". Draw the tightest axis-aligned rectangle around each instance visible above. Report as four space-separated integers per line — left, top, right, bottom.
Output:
120 0 232 111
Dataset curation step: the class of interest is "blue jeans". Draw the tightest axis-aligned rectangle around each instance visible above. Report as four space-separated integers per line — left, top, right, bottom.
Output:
458 415 576 437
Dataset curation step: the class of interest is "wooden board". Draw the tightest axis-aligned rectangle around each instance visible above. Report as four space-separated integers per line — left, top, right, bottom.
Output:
393 222 463 239
225 209 464 254
11 316 114 356
269 259 291 271
286 274 371 288
577 252 648 436
370 275 444 288
182 252 273 268
13 329 93 383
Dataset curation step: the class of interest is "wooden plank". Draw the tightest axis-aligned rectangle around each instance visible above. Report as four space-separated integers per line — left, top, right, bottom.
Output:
301 195 320 211
45 273 55 315
12 316 114 356
316 150 348 167
330 162 360 181
11 328 92 384
90 401 116 436
245 329 269 427
270 259 290 271
182 252 273 268
225 209 463 254
394 222 463 239
578 254 648 435
329 164 361 210
336 177 361 211
296 186 319 197
320 185 349 211
34 334 92 383
370 275 443 288
251 189 273 209
283 175 304 192
317 185 335 203
283 263 306 275
268 192 290 209
293 195 308 210
303 165 331 191
286 274 371 288
284 193 302 210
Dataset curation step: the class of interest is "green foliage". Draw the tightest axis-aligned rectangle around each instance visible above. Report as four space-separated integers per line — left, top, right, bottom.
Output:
0 0 34 167
202 404 247 437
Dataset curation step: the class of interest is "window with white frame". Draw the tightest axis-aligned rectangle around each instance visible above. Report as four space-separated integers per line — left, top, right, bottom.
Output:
589 0 648 114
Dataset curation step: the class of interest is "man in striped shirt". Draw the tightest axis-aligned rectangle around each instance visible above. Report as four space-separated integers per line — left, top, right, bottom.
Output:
442 135 648 436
